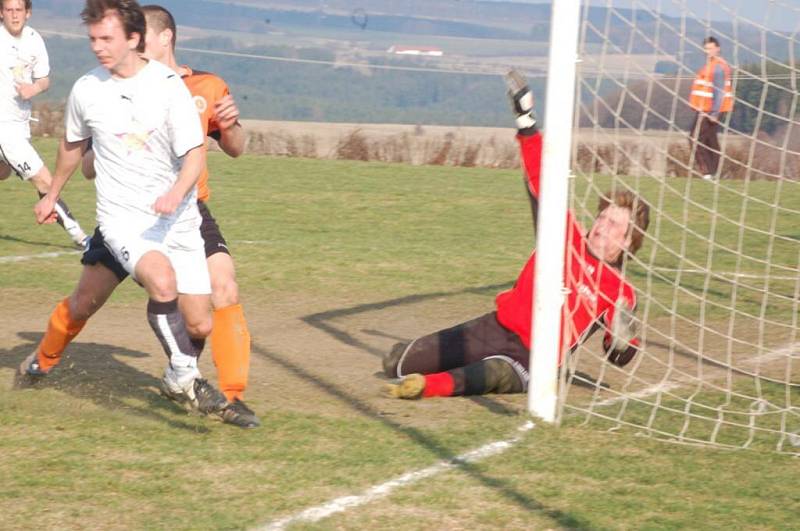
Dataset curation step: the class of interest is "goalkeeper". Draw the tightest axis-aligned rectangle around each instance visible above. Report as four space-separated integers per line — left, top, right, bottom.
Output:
383 71 650 399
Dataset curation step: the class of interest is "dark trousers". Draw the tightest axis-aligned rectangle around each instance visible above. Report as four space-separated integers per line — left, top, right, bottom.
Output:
396 312 529 395
690 114 722 175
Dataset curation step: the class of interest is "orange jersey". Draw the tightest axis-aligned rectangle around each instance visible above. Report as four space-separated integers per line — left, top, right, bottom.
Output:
181 66 230 202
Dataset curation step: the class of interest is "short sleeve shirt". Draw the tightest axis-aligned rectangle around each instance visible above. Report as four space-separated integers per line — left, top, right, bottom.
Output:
64 60 204 231
0 25 49 130
181 67 230 202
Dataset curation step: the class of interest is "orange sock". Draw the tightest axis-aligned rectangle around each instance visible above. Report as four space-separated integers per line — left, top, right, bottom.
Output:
37 298 87 372
211 304 251 402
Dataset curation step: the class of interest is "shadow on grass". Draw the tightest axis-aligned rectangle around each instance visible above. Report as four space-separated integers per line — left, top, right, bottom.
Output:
0 332 210 433
300 282 525 416
0 233 76 250
252 341 590 528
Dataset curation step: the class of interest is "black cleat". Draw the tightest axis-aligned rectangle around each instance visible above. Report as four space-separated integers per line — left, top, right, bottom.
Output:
160 367 228 415
193 378 229 415
219 398 261 429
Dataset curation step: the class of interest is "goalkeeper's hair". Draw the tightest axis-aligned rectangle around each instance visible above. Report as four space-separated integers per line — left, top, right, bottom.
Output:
142 4 176 49
81 0 146 53
598 190 650 258
703 36 721 48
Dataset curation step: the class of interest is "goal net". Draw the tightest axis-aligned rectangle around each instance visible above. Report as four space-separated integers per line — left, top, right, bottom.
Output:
544 0 800 455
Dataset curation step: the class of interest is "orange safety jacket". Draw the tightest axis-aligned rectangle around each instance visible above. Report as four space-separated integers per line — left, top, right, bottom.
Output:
689 56 733 113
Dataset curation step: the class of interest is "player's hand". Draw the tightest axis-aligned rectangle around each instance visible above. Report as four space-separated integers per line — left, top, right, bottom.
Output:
15 82 38 101
153 190 182 215
214 94 240 131
605 299 639 367
609 299 638 351
504 69 537 131
34 194 58 224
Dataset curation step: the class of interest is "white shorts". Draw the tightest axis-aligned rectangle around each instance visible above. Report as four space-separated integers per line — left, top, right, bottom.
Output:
0 134 44 180
101 221 211 295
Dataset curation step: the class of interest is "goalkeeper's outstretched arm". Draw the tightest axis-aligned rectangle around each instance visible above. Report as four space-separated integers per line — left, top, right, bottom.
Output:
506 70 544 235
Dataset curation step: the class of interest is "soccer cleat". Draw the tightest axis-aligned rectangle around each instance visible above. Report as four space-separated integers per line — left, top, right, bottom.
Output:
702 174 713 181
385 373 426 399
14 350 49 388
219 398 261 429
160 366 228 415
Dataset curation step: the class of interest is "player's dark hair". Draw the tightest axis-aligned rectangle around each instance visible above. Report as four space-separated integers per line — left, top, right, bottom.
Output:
142 4 176 49
704 36 720 48
81 0 146 53
2 0 33 10
598 190 650 266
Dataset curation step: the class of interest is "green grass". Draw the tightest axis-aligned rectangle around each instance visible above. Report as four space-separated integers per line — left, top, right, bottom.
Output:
1 138 798 529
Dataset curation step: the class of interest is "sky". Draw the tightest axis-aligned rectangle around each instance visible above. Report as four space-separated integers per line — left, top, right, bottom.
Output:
482 0 799 32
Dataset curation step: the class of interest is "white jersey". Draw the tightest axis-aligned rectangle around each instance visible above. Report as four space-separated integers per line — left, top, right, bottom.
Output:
64 60 204 232
0 25 49 137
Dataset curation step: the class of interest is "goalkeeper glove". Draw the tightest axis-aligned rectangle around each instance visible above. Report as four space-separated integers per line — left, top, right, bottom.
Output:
604 299 640 367
505 69 537 134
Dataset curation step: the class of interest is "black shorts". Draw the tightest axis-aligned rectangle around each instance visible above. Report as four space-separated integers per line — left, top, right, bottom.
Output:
198 201 230 258
81 227 129 281
398 312 530 375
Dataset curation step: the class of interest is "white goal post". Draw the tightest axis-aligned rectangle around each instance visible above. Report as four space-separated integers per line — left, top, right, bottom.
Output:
530 0 800 456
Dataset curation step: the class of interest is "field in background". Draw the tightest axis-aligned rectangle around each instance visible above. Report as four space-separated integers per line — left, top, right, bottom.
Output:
1 139 798 529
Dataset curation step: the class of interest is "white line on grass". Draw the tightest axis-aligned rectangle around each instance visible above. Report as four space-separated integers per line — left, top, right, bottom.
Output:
0 250 80 264
257 421 535 530
593 381 684 407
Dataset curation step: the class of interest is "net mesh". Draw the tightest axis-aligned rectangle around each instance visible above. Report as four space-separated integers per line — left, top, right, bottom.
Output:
558 0 800 454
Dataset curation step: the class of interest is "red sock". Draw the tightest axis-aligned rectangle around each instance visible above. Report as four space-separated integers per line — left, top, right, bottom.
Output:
422 372 455 398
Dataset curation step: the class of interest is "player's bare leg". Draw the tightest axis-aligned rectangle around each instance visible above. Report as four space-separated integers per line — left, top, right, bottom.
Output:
206 251 260 428
28 166 88 248
0 161 10 180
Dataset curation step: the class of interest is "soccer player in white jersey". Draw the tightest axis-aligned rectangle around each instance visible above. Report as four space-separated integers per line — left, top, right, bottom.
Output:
0 0 88 247
29 0 228 415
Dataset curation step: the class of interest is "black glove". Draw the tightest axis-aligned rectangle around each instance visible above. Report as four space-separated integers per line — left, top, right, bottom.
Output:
604 299 640 367
505 69 537 135
605 341 638 367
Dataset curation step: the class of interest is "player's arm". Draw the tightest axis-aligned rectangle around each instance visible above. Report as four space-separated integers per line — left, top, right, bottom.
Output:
34 137 87 223
602 296 641 367
81 140 96 180
16 75 50 101
211 94 245 158
506 70 542 233
154 145 205 215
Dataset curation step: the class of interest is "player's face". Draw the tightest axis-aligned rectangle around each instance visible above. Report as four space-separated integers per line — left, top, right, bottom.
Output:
587 204 632 264
87 13 141 74
143 23 169 63
704 42 720 59
1 0 31 37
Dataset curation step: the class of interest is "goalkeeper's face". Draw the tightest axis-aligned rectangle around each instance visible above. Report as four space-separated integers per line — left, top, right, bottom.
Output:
587 204 632 264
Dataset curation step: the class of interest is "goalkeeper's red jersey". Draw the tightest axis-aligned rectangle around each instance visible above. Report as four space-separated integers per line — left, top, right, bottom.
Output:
181 66 231 203
495 132 637 357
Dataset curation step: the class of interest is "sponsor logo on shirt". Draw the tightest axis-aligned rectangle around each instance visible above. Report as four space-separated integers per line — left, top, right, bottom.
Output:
115 121 156 154
577 282 598 305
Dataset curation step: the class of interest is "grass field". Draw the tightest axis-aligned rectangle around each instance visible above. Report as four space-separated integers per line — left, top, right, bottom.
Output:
1 138 798 530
